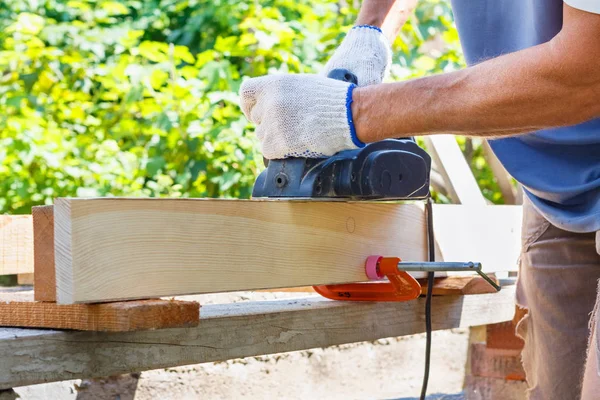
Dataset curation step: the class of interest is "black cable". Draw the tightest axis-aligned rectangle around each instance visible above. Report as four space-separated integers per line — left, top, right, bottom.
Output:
420 198 435 400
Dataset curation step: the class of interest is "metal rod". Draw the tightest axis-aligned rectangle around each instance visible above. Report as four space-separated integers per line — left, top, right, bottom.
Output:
476 270 502 291
397 261 482 272
396 261 501 292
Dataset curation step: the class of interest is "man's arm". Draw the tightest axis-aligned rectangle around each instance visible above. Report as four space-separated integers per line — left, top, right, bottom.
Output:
321 0 417 87
353 4 600 142
355 0 417 42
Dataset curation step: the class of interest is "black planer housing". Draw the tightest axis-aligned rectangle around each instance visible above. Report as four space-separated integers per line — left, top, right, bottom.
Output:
252 139 431 200
251 69 432 201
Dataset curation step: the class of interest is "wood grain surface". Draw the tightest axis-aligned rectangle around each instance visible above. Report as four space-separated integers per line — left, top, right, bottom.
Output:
54 198 521 304
0 215 33 275
33 205 55 301
0 290 199 332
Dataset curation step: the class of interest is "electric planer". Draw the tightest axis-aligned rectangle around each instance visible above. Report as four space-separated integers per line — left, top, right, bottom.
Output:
251 69 431 201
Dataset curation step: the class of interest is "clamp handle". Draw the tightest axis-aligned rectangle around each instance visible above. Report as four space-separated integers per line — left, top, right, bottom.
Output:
313 256 422 302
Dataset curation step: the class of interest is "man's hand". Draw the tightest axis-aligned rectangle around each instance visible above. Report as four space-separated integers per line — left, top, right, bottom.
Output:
240 74 363 159
321 25 391 87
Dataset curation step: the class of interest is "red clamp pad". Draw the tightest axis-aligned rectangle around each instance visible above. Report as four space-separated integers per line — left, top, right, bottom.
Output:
313 256 422 302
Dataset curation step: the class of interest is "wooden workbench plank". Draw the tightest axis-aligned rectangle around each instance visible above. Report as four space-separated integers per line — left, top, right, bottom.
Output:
33 205 55 301
0 286 515 389
0 290 199 332
54 198 521 304
0 215 33 275
432 205 521 273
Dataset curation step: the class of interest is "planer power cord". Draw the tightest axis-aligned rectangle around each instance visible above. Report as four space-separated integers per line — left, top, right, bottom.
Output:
420 198 436 400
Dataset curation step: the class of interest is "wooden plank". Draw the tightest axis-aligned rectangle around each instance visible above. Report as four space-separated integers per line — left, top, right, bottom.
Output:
0 215 33 275
0 290 199 332
432 205 521 274
425 135 487 206
0 286 516 389
54 198 521 304
419 274 499 295
17 273 33 285
262 274 499 296
54 198 431 304
33 205 55 301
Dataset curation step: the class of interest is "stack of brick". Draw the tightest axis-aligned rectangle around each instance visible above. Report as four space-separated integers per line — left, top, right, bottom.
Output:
465 321 528 400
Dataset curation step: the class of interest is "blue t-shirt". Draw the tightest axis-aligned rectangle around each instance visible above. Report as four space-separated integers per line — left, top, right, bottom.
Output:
450 0 600 233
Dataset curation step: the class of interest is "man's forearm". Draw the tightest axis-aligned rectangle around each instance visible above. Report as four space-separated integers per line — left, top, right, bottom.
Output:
355 0 417 42
353 4 600 142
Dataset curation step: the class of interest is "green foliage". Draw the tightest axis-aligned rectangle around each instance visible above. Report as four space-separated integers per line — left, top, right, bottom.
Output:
0 0 501 214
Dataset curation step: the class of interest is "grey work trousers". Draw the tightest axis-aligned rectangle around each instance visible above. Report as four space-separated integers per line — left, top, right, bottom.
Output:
516 197 600 399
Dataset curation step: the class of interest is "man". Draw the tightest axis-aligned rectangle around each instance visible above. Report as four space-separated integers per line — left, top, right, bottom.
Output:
240 1 600 399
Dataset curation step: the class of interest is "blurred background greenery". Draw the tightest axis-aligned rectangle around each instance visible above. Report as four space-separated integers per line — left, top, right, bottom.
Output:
0 0 505 215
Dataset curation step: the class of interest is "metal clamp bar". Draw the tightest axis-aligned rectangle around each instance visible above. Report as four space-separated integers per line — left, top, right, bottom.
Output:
397 261 501 292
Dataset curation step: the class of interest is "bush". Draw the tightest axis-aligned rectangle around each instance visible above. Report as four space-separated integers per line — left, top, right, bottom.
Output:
0 0 474 214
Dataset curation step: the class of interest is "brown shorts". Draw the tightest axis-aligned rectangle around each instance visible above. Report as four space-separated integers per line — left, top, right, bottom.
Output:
515 197 600 399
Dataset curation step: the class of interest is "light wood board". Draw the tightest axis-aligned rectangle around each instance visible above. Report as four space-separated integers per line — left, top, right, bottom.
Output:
0 290 199 332
33 205 55 301
54 198 521 304
0 286 515 389
425 135 487 206
0 215 33 275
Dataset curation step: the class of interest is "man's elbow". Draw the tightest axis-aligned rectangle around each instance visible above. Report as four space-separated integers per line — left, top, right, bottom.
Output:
546 33 600 125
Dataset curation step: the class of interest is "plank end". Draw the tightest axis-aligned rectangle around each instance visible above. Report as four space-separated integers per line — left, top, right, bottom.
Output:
55 199 75 304
33 205 55 302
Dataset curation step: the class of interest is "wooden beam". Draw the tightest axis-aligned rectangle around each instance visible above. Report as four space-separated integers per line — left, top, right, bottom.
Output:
0 286 516 389
432 204 521 274
54 198 430 303
425 135 487 206
420 274 500 295
0 215 33 275
54 198 521 304
33 205 55 301
0 289 199 332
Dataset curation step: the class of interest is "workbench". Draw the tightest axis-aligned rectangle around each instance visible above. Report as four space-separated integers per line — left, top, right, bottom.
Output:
0 285 515 390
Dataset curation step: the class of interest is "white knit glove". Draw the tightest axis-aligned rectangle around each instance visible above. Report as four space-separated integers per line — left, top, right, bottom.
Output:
240 74 364 159
322 25 392 87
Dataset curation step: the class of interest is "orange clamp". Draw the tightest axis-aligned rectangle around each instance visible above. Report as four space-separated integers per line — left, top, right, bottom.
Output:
313 256 422 302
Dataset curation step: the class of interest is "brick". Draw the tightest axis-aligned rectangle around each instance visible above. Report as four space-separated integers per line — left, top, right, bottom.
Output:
486 321 524 351
465 376 527 400
470 343 525 381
